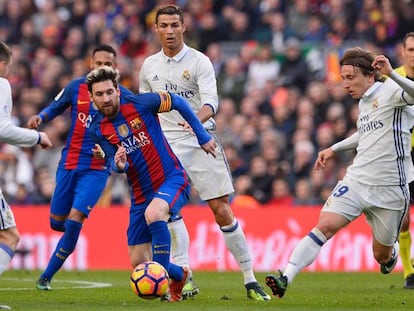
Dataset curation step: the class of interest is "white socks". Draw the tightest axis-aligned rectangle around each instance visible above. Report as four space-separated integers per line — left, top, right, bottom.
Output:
221 219 256 284
0 243 13 275
168 218 190 268
284 228 327 284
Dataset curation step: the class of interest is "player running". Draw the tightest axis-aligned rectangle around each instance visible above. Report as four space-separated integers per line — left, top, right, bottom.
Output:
28 45 132 290
87 66 216 302
266 47 414 298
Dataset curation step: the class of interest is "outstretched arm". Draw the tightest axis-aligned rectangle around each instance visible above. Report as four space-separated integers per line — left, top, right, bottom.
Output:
165 93 216 157
314 147 335 170
372 55 414 100
314 132 359 170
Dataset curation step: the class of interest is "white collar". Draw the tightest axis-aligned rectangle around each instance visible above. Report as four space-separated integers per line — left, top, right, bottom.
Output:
161 44 189 63
361 81 381 100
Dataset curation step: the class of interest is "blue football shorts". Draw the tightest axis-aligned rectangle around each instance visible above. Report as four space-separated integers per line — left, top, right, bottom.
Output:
127 173 190 246
50 168 110 217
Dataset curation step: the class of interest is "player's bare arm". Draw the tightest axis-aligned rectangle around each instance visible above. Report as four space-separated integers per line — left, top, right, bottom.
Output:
314 147 335 170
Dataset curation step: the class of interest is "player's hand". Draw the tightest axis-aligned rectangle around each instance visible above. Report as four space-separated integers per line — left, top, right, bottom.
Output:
92 144 105 159
314 147 335 170
38 132 53 149
27 115 42 129
177 121 194 135
115 144 127 170
201 138 217 158
372 55 392 76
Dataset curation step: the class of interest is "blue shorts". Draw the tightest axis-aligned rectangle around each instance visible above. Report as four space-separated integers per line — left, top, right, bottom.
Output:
50 168 110 217
127 174 190 246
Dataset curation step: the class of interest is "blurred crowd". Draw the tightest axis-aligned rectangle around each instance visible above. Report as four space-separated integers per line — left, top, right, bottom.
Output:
0 0 413 208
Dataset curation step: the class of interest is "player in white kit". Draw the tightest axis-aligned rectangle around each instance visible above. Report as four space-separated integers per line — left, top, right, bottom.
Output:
139 4 270 301
0 41 52 310
266 47 414 298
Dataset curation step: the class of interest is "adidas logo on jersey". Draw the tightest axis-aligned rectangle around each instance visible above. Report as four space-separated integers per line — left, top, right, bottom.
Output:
152 75 159 81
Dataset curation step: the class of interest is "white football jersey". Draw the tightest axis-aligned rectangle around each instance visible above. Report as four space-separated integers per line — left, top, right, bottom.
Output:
346 79 414 185
0 77 39 146
139 44 219 142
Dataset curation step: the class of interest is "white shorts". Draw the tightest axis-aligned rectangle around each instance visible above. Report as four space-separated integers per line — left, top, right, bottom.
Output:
0 190 16 230
168 133 234 201
322 177 408 246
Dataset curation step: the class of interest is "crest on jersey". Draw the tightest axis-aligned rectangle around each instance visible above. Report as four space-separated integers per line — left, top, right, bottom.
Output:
182 70 190 81
130 117 142 130
117 124 129 137
372 99 379 109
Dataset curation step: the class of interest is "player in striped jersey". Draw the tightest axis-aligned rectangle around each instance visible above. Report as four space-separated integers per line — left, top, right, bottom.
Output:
28 45 132 290
394 32 414 289
0 41 52 310
266 47 414 298
87 66 216 302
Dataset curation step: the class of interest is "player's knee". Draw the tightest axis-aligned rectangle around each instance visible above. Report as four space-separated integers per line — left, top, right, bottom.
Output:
145 207 167 223
0 228 20 249
50 218 65 232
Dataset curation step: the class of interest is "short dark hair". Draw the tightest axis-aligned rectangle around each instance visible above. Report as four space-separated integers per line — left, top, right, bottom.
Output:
340 47 384 81
155 5 184 24
92 45 117 58
403 32 414 47
0 41 12 63
86 66 119 93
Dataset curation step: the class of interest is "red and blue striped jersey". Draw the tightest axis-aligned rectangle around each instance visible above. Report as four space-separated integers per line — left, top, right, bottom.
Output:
38 77 132 170
88 92 212 205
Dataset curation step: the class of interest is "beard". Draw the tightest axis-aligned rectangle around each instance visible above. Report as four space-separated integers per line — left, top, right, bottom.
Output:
100 103 119 118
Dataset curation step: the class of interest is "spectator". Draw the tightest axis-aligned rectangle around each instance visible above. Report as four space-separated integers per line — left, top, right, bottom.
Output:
267 178 294 207
205 42 225 77
231 175 261 209
120 24 149 58
224 143 249 178
198 11 226 53
223 10 253 42
246 43 280 92
286 0 311 39
217 55 247 106
249 155 273 203
293 178 321 206
267 12 295 54
278 38 310 91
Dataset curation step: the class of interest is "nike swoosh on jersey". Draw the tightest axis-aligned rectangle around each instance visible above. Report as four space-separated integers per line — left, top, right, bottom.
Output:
106 133 116 140
157 191 171 197
77 100 90 105
153 244 169 249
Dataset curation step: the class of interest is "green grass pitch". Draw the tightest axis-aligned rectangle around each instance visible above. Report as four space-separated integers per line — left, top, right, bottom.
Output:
1 270 414 310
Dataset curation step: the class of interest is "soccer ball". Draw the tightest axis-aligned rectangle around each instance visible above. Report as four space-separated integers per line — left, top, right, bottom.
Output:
130 261 169 299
